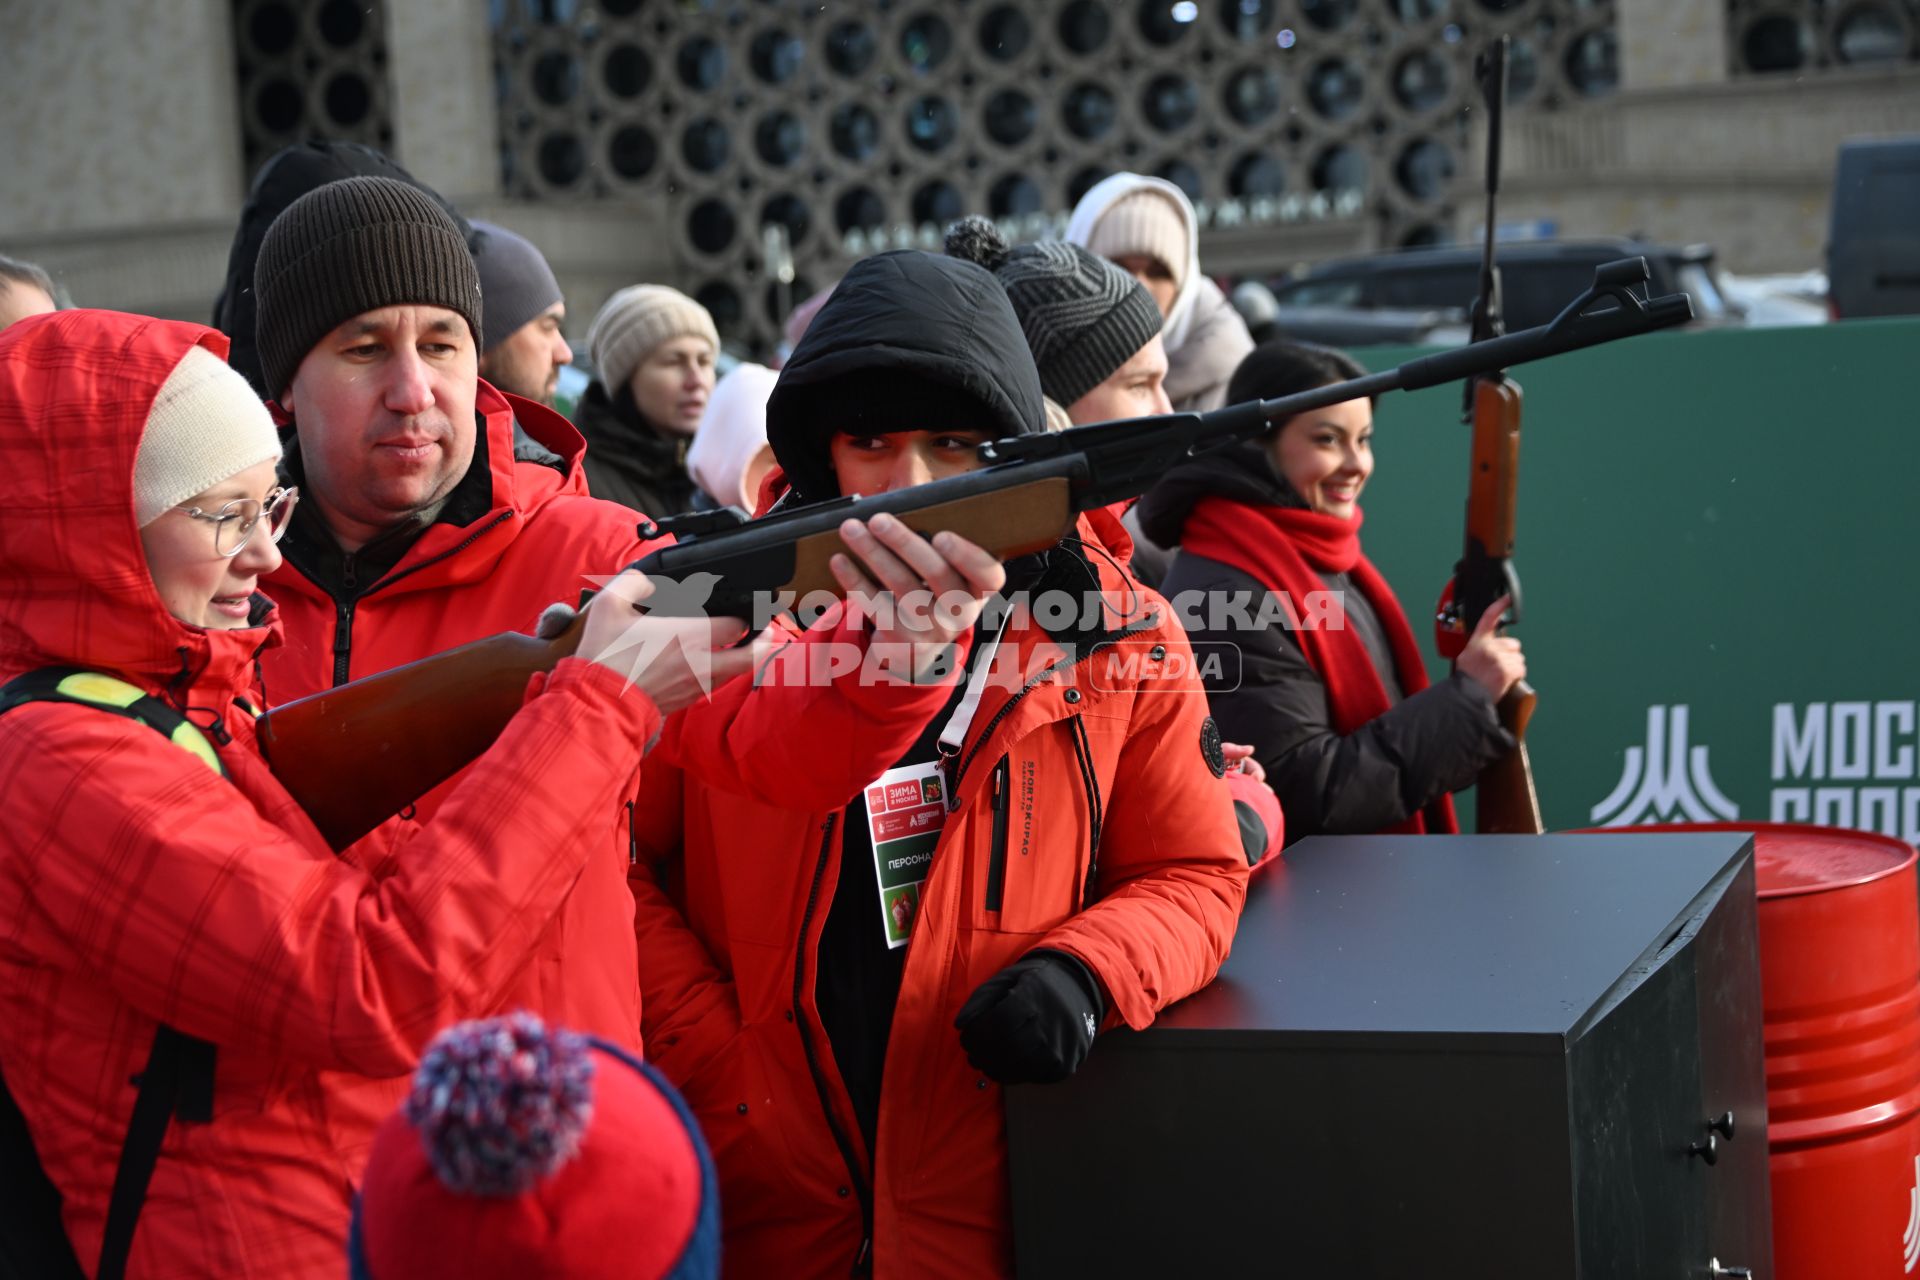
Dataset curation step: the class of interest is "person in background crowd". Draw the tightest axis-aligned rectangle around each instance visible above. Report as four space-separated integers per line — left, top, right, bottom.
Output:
213 140 470 400
470 220 572 410
944 214 1281 863
686 361 779 511
776 282 836 368
350 1014 718 1280
0 309 743 1278
632 248 1250 1279
1066 172 1254 414
577 284 719 517
1139 339 1525 841
1231 279 1283 344
0 253 59 330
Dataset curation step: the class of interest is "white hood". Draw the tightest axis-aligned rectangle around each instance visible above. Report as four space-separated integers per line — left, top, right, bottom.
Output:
687 361 779 509
1064 172 1203 352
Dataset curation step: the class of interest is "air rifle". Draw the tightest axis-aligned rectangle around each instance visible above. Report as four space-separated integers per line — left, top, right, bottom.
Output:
258 270 1691 849
1435 36 1545 833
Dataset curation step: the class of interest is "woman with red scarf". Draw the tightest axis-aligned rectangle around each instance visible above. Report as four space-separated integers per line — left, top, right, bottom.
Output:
1136 340 1525 841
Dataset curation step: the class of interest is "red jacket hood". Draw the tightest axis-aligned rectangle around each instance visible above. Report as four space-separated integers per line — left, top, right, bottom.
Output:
0 310 279 697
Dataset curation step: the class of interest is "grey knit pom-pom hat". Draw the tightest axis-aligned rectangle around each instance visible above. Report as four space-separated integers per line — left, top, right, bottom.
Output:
944 215 1162 409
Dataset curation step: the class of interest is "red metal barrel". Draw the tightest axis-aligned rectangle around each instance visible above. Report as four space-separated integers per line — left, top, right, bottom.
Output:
1644 822 1920 1277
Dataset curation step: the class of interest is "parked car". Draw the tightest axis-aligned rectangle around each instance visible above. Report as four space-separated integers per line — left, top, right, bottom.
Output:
1828 136 1920 319
1263 238 1740 336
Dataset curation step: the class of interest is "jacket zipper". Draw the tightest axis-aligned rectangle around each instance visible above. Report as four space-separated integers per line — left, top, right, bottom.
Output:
791 813 875 1274
321 511 514 689
1066 715 1105 908
984 756 1011 912
949 610 1162 795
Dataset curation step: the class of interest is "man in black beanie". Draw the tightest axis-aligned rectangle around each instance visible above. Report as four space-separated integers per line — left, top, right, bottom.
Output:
248 178 1006 1186
471 219 573 408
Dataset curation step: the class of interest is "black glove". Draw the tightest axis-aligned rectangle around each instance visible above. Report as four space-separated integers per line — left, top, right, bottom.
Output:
954 950 1105 1085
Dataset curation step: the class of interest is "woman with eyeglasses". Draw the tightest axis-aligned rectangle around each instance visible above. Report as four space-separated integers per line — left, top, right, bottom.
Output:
0 311 752 1277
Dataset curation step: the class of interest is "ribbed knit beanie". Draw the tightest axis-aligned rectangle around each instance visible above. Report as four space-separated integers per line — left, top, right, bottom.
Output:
470 221 563 353
254 175 484 401
1083 188 1190 291
586 284 719 396
350 1014 719 1280
134 345 282 527
945 216 1163 408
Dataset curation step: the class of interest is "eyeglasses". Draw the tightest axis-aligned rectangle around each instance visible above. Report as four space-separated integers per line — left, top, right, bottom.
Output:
175 486 300 557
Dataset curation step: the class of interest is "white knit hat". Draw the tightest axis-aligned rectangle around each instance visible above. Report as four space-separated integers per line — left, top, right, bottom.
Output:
586 285 720 395
134 345 283 527
1084 188 1191 292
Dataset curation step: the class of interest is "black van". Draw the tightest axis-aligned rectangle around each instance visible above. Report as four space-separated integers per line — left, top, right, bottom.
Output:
1267 238 1736 332
1828 137 1920 319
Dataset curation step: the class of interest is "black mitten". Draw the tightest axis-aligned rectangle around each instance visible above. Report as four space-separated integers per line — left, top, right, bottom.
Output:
953 950 1105 1084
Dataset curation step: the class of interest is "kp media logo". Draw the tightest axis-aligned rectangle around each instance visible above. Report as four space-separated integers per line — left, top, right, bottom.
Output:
1590 705 1740 827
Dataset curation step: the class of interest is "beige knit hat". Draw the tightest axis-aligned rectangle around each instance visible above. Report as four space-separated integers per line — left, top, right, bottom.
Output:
586 285 720 395
134 345 282 527
1084 189 1190 292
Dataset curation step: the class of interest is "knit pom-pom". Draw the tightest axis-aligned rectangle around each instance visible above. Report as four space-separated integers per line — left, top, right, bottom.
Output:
405 1013 596 1197
944 215 1009 272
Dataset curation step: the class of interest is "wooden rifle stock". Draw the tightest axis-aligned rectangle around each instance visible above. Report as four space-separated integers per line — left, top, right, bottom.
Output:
252 477 1076 849
1461 376 1545 835
256 618 585 850
1480 680 1544 834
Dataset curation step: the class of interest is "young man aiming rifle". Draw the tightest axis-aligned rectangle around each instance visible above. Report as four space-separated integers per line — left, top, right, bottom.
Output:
631 248 1253 1279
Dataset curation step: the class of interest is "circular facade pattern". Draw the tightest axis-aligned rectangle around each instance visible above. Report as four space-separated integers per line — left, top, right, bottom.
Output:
681 117 730 172
489 0 1653 355
983 89 1039 146
901 13 954 73
1062 82 1119 139
689 199 736 255
602 42 651 98
1223 67 1283 125
1143 75 1201 133
751 29 805 85
1059 1 1113 55
1230 150 1286 196
825 21 878 77
978 5 1032 60
905 96 959 153
677 37 726 91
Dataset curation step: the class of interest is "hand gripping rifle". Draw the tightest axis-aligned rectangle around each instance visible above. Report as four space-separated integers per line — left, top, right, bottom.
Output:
258 271 1691 849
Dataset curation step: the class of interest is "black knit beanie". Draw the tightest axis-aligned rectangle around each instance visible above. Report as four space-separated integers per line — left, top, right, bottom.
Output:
945 215 1162 408
254 175 484 401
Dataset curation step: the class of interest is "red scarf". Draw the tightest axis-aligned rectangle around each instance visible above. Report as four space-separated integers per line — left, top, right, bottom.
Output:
1183 496 1458 835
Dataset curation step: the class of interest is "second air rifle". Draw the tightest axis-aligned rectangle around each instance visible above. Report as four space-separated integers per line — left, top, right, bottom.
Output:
258 267 1692 849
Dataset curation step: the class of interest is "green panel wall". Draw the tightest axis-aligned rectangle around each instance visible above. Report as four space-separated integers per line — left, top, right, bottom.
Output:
1342 317 1920 836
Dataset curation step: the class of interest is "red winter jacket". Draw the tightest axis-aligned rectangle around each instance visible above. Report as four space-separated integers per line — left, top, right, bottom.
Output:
633 506 1251 1278
0 311 664 1277
261 379 658 1163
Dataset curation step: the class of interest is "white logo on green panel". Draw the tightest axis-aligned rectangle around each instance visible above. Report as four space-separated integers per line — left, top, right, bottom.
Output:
1590 705 1739 827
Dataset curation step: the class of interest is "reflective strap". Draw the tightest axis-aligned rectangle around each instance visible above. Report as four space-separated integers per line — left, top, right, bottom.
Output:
0 668 225 778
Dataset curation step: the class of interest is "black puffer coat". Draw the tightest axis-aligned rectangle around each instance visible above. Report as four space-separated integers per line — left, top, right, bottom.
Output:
1139 441 1511 841
571 379 705 520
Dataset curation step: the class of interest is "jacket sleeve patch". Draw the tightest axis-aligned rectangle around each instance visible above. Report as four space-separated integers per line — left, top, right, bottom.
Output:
1199 716 1226 778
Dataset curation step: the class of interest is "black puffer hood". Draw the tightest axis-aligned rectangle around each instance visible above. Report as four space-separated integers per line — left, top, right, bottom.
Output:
1134 437 1306 549
212 141 472 400
766 250 1045 505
